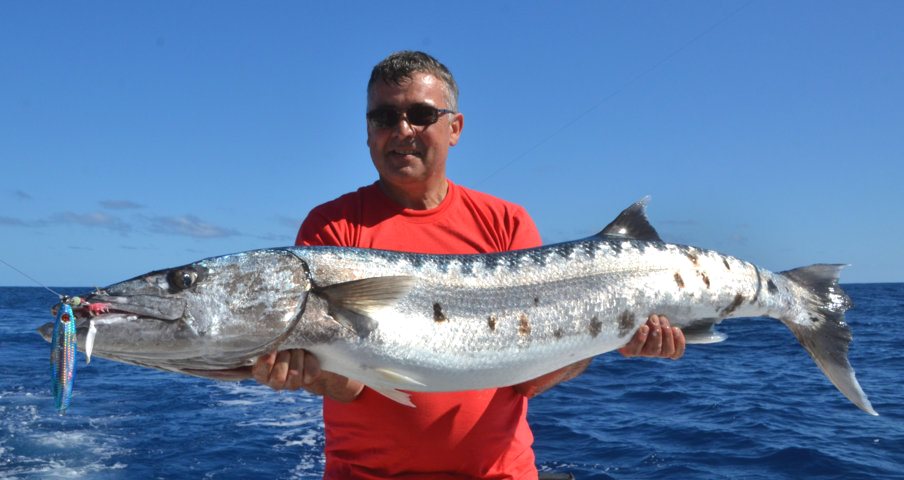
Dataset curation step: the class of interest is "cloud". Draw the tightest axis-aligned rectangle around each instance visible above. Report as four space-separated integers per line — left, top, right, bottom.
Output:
254 232 295 243
659 219 700 227
2 208 238 241
100 200 145 210
148 215 239 238
725 232 749 246
275 215 303 229
13 190 32 201
51 211 132 234
0 215 32 227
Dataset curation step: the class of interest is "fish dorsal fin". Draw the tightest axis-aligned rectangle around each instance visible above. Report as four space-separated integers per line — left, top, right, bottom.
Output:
596 196 662 242
315 276 416 337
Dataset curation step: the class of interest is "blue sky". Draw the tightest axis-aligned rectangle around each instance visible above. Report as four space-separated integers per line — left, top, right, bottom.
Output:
2 1 902 287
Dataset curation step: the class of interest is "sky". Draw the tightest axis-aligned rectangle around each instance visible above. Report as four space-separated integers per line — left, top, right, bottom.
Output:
1 1 902 288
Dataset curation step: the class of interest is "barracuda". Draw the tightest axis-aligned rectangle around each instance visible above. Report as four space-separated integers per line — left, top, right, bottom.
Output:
37 199 877 415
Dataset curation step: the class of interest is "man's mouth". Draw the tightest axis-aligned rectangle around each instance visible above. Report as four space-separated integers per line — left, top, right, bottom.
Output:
390 149 421 158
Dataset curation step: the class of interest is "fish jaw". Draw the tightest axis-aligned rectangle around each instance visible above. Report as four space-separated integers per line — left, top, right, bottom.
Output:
37 248 313 375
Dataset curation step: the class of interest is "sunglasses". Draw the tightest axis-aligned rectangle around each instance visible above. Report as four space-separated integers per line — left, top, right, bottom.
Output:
366 104 456 128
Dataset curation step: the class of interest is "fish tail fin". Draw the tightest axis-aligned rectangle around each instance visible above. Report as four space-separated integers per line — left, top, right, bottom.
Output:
779 264 877 415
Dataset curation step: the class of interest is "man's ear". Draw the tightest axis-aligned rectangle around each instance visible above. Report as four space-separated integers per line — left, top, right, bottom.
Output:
449 112 464 146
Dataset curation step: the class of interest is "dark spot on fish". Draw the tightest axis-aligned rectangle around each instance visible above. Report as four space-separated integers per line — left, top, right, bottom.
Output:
751 267 763 304
767 279 778 294
553 328 564 339
701 272 711 289
459 260 475 276
674 273 685 289
407 254 426 269
810 315 821 324
488 315 497 331
519 313 531 336
530 250 553 267
604 239 624 255
581 240 600 258
533 296 540 306
433 303 447 322
618 311 636 338
720 294 745 316
589 315 603 338
686 252 699 266
555 243 577 259
723 258 731 270
482 253 504 270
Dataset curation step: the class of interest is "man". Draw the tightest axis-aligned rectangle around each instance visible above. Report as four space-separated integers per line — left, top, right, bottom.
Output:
253 51 686 479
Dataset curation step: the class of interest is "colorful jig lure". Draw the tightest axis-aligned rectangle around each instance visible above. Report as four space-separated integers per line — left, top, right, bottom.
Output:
48 295 105 414
50 299 78 414
0 259 99 414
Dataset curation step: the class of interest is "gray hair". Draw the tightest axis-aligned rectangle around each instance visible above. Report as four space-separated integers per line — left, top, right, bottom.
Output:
367 51 459 111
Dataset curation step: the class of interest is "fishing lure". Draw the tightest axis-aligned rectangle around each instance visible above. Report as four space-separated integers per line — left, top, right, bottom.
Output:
48 296 107 414
50 299 78 414
0 259 104 414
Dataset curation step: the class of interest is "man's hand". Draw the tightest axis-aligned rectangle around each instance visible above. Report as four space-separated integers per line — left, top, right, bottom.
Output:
515 314 685 398
252 349 364 402
619 314 686 359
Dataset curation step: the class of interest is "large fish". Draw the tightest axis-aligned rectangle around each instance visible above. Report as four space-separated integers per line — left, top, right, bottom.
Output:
38 199 877 414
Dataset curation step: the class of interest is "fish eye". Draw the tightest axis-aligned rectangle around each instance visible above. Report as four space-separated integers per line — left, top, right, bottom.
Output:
167 268 199 291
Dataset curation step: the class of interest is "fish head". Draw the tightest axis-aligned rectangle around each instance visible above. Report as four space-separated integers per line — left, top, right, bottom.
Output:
38 249 311 378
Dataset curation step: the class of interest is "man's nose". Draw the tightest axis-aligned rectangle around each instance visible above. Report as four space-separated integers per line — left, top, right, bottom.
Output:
391 116 417 137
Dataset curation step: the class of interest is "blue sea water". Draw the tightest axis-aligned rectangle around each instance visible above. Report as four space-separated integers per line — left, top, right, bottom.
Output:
1 284 902 479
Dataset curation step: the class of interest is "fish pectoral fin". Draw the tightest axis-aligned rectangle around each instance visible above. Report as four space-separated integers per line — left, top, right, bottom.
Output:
327 308 378 339
368 385 416 408
681 319 728 344
315 276 416 337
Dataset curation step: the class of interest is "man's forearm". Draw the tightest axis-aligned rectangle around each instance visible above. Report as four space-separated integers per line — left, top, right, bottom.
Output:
513 358 593 398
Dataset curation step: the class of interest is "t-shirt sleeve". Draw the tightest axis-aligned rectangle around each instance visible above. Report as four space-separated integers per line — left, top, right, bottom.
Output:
294 209 347 247
508 206 543 250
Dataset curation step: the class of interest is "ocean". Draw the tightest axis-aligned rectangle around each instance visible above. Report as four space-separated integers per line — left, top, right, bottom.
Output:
1 284 901 479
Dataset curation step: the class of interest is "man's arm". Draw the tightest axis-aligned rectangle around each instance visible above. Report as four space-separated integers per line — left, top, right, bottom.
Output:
514 314 686 398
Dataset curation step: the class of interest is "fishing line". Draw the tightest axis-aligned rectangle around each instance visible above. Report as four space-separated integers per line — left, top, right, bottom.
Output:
477 0 754 186
0 257 63 299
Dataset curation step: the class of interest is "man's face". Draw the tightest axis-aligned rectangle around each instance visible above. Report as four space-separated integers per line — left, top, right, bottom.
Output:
366 72 463 189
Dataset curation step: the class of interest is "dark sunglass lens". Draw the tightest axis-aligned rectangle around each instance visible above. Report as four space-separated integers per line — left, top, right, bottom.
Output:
367 108 400 127
407 105 439 126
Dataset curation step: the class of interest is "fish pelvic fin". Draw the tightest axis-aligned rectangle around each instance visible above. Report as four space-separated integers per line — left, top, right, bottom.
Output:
364 368 425 408
681 318 728 344
315 276 416 337
779 264 877 416
596 196 662 242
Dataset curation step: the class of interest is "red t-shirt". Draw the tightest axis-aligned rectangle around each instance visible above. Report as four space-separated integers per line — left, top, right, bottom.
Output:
296 180 543 480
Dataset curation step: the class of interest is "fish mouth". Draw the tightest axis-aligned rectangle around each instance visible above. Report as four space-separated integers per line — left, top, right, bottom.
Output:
36 293 294 378
39 292 190 364
37 294 201 369
83 293 187 321
37 316 261 380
